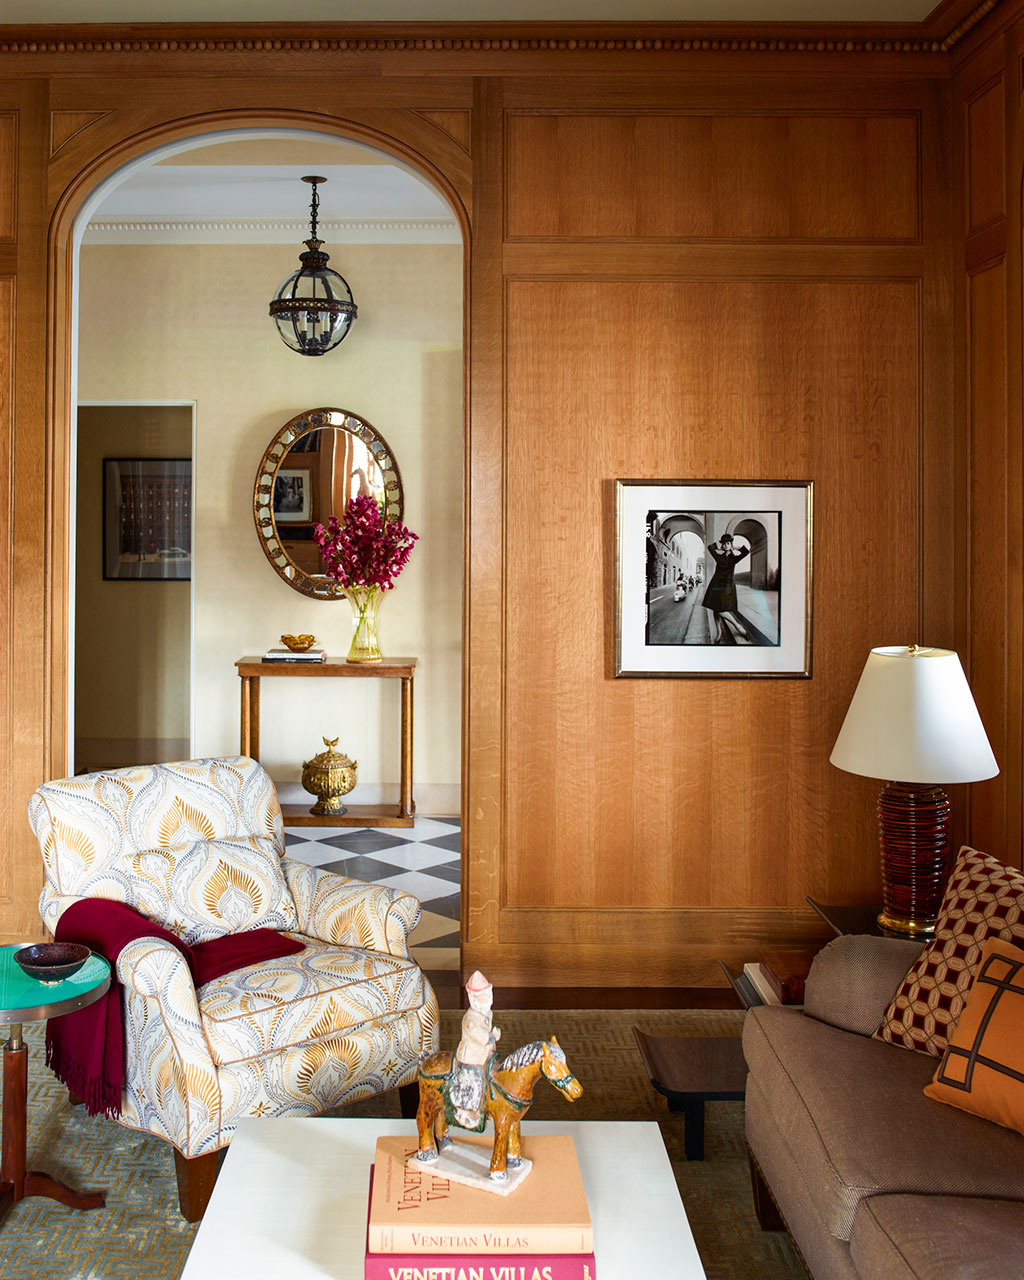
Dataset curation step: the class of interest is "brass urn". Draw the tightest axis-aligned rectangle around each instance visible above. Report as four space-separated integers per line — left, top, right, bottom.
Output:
301 737 357 816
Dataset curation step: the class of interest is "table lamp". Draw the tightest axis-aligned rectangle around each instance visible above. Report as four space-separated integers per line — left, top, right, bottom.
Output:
830 645 998 936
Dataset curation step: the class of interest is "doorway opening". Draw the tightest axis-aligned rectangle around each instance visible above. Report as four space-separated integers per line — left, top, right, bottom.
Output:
70 125 464 974
74 402 195 775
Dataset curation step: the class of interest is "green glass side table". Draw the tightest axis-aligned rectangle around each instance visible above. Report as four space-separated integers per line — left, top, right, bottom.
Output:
0 944 110 1217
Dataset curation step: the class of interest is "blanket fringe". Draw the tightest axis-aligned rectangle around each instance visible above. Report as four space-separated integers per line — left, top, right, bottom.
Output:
45 1030 121 1118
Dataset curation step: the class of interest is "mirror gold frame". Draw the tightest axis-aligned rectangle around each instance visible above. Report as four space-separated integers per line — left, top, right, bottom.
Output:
253 407 404 599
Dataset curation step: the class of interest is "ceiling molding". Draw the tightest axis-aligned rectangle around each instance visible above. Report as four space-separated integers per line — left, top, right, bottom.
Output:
81 215 461 244
0 4 1003 56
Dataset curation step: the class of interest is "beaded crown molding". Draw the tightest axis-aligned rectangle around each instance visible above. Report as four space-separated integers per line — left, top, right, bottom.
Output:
81 216 460 244
0 3 1002 57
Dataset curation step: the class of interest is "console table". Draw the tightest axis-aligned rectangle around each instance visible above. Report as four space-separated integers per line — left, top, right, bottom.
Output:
235 656 416 828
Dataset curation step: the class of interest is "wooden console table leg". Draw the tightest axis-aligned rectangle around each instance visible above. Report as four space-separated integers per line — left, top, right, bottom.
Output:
240 675 261 761
0 1025 104 1215
399 673 414 819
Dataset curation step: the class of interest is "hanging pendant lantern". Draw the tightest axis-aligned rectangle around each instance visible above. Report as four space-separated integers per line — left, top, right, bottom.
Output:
269 176 357 357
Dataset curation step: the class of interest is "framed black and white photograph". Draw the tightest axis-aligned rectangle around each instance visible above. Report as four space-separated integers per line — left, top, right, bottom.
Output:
273 467 312 523
103 458 192 581
615 479 813 678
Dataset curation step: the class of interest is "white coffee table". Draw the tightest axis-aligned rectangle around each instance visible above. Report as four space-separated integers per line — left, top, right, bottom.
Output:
180 1118 707 1279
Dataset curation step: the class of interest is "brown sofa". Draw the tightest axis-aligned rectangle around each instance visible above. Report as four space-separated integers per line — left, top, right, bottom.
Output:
743 934 1024 1280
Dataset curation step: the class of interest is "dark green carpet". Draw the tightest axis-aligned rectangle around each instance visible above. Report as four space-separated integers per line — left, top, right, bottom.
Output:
0 1010 803 1279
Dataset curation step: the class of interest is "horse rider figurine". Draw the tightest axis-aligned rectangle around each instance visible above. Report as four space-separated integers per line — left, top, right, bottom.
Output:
450 970 501 1129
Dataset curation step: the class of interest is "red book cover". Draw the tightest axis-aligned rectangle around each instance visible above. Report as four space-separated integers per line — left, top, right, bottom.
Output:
365 1167 597 1279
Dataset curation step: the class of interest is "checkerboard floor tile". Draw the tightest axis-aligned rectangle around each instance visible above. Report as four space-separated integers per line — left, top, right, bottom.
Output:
284 815 461 970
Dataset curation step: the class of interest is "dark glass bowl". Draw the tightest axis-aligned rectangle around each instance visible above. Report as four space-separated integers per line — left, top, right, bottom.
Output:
14 942 91 985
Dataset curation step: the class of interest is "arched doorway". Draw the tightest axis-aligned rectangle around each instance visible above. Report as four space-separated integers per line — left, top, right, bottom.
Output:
49 113 470 974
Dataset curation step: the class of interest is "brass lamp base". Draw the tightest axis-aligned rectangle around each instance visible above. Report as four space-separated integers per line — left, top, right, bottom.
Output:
876 910 937 938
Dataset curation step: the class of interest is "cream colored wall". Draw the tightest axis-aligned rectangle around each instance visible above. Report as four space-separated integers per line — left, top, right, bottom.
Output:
77 242 463 811
75 403 192 770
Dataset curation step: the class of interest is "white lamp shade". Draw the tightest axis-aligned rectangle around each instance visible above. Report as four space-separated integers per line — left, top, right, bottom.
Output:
830 646 998 784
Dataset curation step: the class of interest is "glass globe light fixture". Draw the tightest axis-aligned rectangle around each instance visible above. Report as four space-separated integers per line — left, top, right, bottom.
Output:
269 176 357 357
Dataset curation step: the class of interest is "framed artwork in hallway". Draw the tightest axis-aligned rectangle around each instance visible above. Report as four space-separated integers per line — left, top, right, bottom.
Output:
615 479 813 678
102 457 192 581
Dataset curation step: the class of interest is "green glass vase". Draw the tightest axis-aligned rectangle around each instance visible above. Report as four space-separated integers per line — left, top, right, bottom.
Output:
344 585 383 663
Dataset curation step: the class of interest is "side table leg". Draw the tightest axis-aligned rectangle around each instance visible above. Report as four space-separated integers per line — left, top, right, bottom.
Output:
0 1024 105 1215
0 1026 27 1206
399 674 414 819
240 676 261 761
680 1095 706 1161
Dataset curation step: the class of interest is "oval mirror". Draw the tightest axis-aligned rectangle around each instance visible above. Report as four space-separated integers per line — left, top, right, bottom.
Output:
253 407 404 599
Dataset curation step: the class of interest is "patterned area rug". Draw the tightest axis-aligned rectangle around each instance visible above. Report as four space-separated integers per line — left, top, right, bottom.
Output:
0 1010 804 1279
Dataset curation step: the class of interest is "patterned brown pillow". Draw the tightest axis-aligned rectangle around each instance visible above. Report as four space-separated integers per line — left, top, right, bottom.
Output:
874 847 1024 1056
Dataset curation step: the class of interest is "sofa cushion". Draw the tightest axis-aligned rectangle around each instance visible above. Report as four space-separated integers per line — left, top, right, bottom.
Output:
876 847 1024 1056
925 936 1024 1135
197 936 426 1066
850 1195 1024 1280
69 834 299 945
742 1005 1024 1242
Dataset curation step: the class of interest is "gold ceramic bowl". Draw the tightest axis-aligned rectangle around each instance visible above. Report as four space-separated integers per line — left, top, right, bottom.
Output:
280 634 316 652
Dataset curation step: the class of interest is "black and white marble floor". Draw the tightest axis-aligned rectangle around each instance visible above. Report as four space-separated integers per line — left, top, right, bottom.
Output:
283 816 461 970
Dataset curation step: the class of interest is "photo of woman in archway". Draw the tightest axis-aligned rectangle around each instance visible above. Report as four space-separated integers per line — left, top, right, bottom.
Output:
702 533 752 643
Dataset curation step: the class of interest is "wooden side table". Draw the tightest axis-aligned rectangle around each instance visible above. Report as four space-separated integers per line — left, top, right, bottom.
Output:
806 897 891 938
632 1026 746 1161
235 656 416 829
0 946 111 1219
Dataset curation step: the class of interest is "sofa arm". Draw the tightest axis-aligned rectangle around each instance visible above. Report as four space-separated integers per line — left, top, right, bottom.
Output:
282 859 421 958
804 934 925 1035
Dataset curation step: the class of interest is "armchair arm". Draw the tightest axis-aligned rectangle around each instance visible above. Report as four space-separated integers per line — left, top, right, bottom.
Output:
117 937 213 1067
804 934 925 1035
282 859 421 959
117 936 222 1157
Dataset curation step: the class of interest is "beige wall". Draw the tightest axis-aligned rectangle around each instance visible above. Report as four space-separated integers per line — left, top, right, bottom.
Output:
75 403 192 770
77 241 463 812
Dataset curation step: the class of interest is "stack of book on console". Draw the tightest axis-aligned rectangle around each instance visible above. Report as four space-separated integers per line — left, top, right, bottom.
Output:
742 949 815 1006
262 645 326 663
366 1134 596 1280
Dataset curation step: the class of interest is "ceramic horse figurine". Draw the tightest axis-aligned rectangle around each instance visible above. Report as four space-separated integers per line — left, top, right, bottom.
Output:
414 1036 583 1180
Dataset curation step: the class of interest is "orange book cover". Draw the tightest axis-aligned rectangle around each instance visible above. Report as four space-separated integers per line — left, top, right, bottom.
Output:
367 1135 593 1255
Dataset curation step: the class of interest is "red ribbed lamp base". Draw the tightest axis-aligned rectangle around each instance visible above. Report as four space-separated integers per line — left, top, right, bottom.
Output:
876 781 951 936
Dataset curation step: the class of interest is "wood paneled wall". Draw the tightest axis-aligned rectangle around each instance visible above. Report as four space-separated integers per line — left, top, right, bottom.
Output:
0 15 1003 984
952 1 1024 874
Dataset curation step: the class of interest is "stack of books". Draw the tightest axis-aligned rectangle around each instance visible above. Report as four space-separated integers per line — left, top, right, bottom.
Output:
742 948 815 1006
365 1134 596 1280
262 645 326 663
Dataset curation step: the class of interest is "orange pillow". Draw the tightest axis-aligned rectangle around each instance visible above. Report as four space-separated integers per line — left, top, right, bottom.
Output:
924 935 1024 1135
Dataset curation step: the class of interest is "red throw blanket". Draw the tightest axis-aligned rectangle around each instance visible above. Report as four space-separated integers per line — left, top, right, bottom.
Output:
45 899 304 1118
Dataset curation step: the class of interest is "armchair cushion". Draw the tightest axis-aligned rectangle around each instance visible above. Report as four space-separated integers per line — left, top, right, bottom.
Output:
67 834 298 944
197 938 426 1067
31 756 283 935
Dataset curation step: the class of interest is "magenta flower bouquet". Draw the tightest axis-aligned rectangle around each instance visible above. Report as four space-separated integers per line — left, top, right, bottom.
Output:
314 495 418 663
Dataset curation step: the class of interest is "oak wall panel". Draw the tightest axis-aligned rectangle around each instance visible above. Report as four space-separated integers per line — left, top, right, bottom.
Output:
0 116 17 241
506 113 920 242
0 278 13 920
503 279 921 955
966 78 1005 231
967 263 1009 858
0 30 971 980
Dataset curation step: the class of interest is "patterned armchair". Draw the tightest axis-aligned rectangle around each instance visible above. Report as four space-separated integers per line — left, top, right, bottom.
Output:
28 756 439 1219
